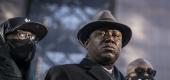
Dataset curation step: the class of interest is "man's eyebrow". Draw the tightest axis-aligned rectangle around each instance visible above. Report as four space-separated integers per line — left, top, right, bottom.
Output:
93 30 103 33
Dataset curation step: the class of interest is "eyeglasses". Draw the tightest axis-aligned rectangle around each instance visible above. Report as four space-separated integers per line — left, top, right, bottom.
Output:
6 30 36 40
126 67 156 80
135 67 156 77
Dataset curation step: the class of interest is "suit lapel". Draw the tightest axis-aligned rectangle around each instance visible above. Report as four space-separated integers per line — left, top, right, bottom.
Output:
80 58 112 80
113 66 125 80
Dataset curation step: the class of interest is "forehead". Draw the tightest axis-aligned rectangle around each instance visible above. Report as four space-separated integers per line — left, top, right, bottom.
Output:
92 28 122 34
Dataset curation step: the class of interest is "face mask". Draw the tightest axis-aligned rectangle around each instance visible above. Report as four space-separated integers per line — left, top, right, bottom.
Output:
7 39 36 62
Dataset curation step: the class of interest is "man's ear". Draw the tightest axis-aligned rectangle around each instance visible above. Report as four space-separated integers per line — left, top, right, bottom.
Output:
84 39 90 49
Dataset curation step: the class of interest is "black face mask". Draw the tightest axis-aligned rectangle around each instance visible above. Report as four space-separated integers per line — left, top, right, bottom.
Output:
7 39 36 62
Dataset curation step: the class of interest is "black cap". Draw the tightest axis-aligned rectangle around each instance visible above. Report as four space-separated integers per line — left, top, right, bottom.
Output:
5 17 48 42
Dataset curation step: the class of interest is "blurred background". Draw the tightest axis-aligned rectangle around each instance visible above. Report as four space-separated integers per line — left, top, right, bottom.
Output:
0 0 169 80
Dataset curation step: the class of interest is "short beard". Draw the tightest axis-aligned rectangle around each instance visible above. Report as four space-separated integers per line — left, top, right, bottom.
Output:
95 52 119 66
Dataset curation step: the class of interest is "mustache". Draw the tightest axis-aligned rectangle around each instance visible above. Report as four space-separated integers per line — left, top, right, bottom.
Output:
100 38 117 46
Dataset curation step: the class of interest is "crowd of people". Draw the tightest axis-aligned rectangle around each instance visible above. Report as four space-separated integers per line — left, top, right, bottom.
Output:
0 10 156 80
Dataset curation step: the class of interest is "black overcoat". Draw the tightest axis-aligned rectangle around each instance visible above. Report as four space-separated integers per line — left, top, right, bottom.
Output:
45 58 125 80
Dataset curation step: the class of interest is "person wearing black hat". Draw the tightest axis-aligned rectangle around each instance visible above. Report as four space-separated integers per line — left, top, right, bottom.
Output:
45 10 132 80
125 58 156 80
0 17 47 80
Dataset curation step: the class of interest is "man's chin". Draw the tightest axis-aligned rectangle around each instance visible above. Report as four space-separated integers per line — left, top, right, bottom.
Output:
96 54 117 66
101 53 115 58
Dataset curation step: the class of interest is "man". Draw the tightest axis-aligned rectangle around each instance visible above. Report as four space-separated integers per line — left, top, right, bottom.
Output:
125 58 156 80
0 17 47 80
45 10 132 80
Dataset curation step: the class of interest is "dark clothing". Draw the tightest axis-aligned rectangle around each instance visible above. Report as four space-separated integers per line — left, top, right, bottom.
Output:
0 19 35 80
45 58 125 80
0 44 22 80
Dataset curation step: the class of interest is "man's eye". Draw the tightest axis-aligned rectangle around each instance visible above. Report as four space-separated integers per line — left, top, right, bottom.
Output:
97 32 105 36
115 34 120 37
112 32 121 37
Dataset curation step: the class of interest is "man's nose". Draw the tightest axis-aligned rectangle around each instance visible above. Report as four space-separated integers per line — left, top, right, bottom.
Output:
104 31 114 41
105 31 113 37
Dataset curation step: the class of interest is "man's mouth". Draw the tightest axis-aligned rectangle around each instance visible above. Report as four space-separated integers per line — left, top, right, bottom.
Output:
103 48 115 53
102 46 116 52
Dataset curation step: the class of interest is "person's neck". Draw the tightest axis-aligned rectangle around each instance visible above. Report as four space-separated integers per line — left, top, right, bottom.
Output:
86 56 114 70
103 64 113 70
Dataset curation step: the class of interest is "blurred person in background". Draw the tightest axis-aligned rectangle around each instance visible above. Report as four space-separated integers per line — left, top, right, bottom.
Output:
45 10 132 80
125 58 156 80
0 17 47 80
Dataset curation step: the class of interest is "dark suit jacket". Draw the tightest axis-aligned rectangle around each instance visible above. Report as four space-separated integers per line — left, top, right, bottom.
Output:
45 58 125 80
0 45 22 80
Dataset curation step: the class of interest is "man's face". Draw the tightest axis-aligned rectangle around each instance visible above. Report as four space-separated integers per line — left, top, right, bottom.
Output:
126 67 156 80
6 30 35 41
6 30 36 47
6 30 36 61
85 28 122 65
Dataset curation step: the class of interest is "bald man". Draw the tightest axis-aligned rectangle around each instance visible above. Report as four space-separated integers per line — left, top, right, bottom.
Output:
125 58 156 80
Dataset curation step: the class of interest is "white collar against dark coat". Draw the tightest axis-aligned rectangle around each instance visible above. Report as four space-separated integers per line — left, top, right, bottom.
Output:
102 66 113 74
